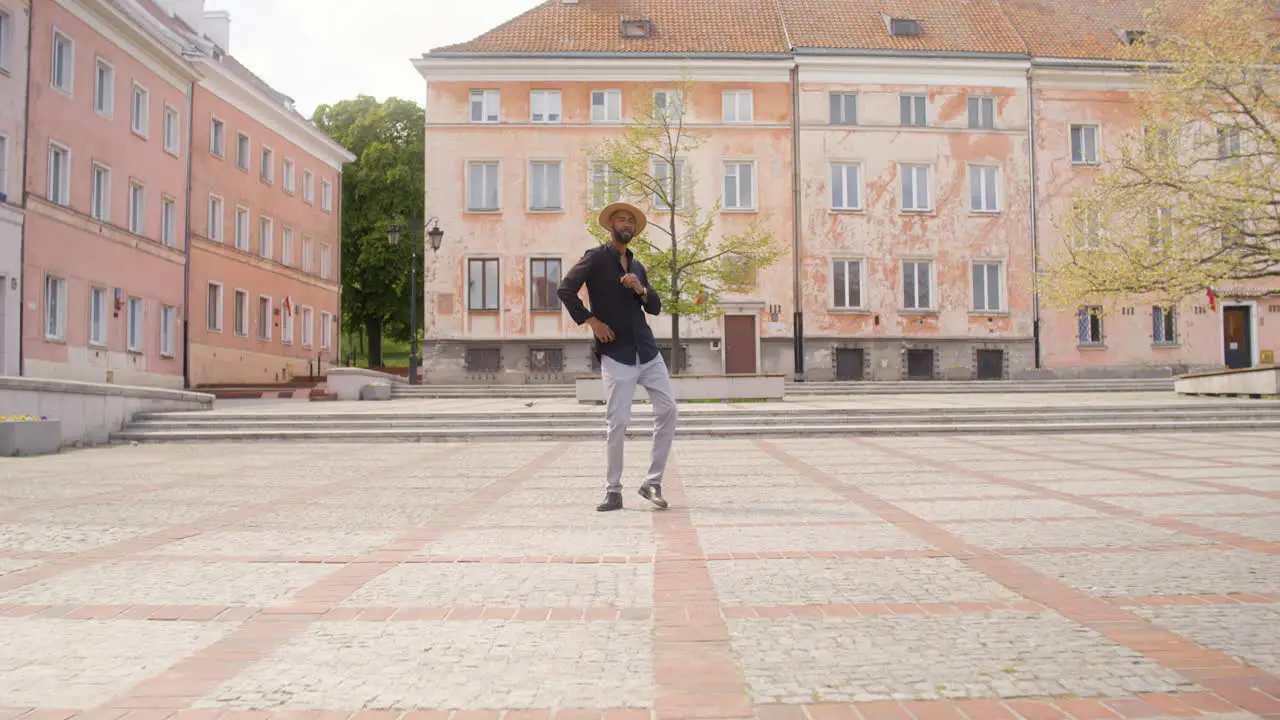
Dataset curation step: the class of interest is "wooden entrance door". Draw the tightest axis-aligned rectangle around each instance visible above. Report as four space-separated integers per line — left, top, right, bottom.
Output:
976 349 1004 380
835 348 864 380
724 315 757 374
1223 306 1253 369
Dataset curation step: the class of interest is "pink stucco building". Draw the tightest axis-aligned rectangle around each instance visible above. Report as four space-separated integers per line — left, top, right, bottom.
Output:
414 0 1278 383
0 0 28 376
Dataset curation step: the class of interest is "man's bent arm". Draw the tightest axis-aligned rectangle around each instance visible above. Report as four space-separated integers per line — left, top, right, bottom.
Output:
642 282 662 316
558 250 595 325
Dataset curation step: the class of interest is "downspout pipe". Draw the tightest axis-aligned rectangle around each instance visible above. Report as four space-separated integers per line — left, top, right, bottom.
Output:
182 79 195 387
1026 69 1042 370
789 62 805 382
17 0 35 376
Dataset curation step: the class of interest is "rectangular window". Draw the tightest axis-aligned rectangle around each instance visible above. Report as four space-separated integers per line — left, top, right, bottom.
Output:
303 170 314 203
45 275 66 340
281 227 293 266
48 144 70 206
903 260 933 310
1077 306 1104 345
832 259 862 309
258 216 273 258
51 30 73 94
319 244 331 279
206 282 223 331
470 89 500 123
530 258 562 312
257 296 271 340
972 262 1002 312
0 11 11 73
301 306 314 348
591 90 622 123
208 195 224 241
131 83 149 137
831 163 861 210
653 89 682 122
283 158 295 193
160 305 176 357
210 118 225 157
1217 127 1241 160
970 166 999 212
260 147 273 182
303 236 314 273
1071 124 1099 165
320 311 332 349
163 105 180 155
530 90 561 123
467 161 500 211
652 159 685 211
161 196 176 247
723 162 755 210
829 92 857 125
281 301 294 344
968 96 995 129
900 95 926 126
0 135 7 199
1151 206 1173 245
91 163 111 221
529 161 562 211
1153 306 1177 344
94 59 114 116
89 287 108 346
321 180 332 211
235 206 249 250
589 162 622 208
128 181 145 235
468 258 500 311
233 289 248 336
127 296 143 351
900 164 931 211
722 90 753 123
236 133 250 170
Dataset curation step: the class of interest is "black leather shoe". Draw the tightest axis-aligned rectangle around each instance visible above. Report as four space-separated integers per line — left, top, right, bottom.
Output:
638 481 668 509
597 492 623 512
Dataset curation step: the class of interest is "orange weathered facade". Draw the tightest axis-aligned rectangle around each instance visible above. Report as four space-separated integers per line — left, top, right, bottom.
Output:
415 0 1278 383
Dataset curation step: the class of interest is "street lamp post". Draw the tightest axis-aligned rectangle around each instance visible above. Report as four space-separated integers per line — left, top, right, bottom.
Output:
388 219 444 385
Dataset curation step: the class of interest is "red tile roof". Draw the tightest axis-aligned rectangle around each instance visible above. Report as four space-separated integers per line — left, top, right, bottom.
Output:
778 0 1027 56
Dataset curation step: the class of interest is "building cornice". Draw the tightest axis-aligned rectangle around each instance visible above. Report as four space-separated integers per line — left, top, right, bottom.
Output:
191 58 355 170
796 54 1031 88
1030 64 1149 92
414 55 797 83
29 196 186 266
192 236 341 292
56 0 200 92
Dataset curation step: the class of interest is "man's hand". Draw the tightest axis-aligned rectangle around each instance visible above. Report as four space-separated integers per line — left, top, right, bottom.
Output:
621 273 644 293
587 317 615 343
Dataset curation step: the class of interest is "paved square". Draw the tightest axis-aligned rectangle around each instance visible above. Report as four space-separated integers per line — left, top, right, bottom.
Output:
0 428 1276 718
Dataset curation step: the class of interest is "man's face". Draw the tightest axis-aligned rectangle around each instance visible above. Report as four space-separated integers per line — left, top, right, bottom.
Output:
610 210 636 243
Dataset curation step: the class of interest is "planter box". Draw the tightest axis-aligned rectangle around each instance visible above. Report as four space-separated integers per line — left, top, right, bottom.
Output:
1175 365 1280 397
0 420 63 457
326 367 406 401
575 373 786 404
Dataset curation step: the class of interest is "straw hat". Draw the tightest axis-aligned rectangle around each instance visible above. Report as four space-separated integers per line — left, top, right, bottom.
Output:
597 202 647 236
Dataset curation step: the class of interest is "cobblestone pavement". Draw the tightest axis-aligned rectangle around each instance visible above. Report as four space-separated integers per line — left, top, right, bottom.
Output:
0 432 1277 720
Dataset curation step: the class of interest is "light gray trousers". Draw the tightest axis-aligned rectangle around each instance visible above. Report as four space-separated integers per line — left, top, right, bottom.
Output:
601 353 678 493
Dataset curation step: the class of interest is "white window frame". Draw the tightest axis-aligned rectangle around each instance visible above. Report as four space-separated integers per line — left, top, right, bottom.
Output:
831 258 864 310
126 296 143 352
91 162 111 221
589 162 622 208
530 90 562 123
209 117 226 158
467 161 501 212
45 274 67 341
321 180 332 212
257 295 272 341
130 82 149 138
319 243 331 279
260 145 274 183
902 259 935 311
259 215 274 259
281 227 294 266
128 180 145 236
301 305 314 348
968 95 995 129
302 170 314 204
94 57 114 118
281 300 294 344
529 160 563 211
208 194 224 242
234 205 250 250
900 94 927 127
233 288 249 337
722 90 753 124
469 89 500 123
0 134 8 200
723 160 756 211
651 158 686 212
0 10 12 73
89 286 108 347
590 89 622 123
236 132 251 171
830 162 862 211
829 92 857 125
899 163 932 212
969 165 1000 213
320 311 332 349
283 158 295 194
206 281 224 332
653 89 683 122
161 195 177 247
160 305 176 357
51 28 74 96
1071 123 1100 165
48 143 71 206
972 260 1003 312
163 104 180 156
302 236 314 273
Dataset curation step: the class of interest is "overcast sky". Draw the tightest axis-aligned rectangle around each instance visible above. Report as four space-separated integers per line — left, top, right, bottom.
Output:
203 0 542 118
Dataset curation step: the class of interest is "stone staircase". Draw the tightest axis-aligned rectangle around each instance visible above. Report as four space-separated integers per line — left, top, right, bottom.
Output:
113 398 1280 443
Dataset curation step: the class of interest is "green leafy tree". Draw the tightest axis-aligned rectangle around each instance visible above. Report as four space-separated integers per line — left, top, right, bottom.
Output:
586 80 783 368
311 95 424 366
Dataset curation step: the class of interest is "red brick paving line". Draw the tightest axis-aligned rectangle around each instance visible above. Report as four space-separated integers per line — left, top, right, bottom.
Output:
0 448 470 596
99 442 572 712
650 459 756 720
758 439 1280 720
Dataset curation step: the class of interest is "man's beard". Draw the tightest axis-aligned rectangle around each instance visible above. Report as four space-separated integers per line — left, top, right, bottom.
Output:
611 229 633 244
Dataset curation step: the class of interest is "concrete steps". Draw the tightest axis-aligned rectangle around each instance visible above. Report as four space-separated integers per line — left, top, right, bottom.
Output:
113 400 1280 443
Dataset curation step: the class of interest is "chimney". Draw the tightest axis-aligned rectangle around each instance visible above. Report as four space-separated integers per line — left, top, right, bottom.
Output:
155 0 205 33
202 10 231 51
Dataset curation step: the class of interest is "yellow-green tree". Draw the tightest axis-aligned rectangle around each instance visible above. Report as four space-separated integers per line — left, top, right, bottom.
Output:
585 80 783 368
1040 0 1279 309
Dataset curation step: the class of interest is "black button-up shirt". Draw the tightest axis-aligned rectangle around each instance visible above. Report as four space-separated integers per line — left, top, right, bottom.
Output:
558 243 663 366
